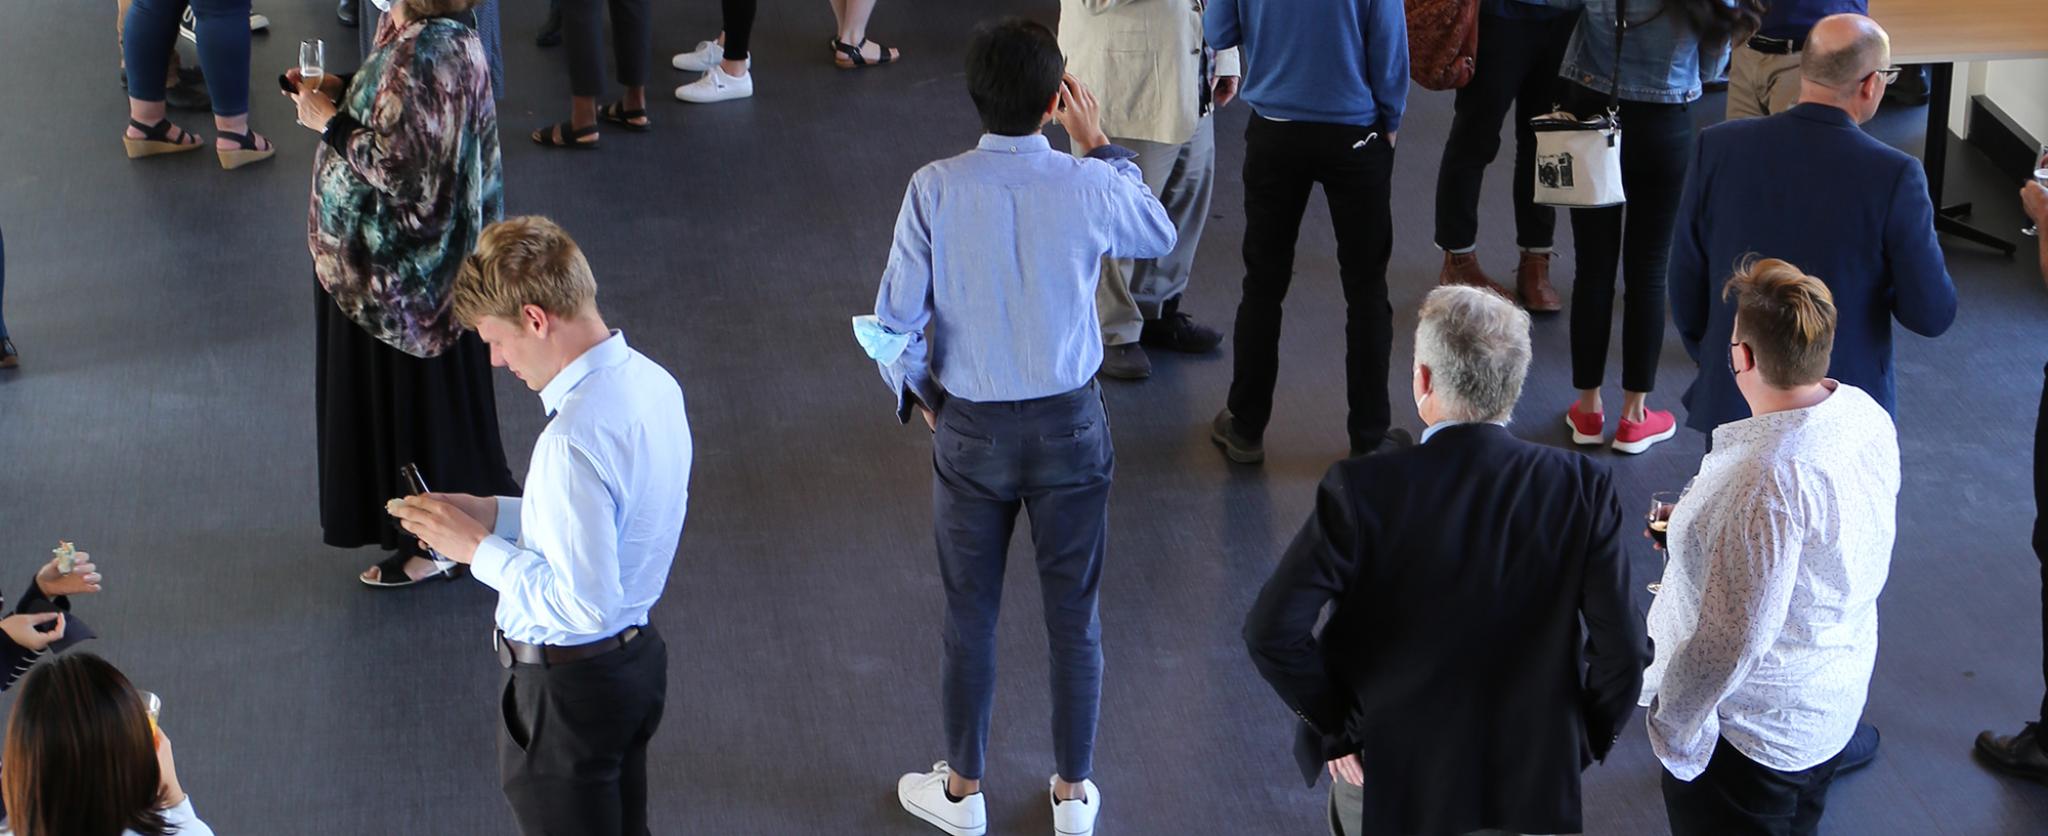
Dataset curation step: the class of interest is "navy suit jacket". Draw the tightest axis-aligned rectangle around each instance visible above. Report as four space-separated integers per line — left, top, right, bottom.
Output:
1669 103 1956 433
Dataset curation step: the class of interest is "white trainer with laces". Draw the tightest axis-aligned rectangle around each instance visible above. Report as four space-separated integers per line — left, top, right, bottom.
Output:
898 762 987 836
671 39 726 72
179 7 270 43
1050 777 1100 836
674 65 754 103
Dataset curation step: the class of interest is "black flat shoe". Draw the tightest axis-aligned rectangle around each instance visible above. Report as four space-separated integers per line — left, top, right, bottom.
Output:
532 121 598 149
599 101 650 132
1976 722 2048 783
338 0 358 27
359 553 462 589
0 338 19 369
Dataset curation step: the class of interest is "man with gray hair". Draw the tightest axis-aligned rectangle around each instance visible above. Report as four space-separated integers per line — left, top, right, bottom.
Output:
1244 286 1649 836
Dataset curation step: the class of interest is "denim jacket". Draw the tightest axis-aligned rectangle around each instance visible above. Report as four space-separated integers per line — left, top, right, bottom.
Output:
1524 0 1732 104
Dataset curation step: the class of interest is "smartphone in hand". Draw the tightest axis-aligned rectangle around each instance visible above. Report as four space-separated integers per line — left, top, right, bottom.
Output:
279 73 298 95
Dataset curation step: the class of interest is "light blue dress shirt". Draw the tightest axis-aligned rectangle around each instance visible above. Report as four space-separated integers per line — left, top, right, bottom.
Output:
871 133 1175 420
471 332 693 646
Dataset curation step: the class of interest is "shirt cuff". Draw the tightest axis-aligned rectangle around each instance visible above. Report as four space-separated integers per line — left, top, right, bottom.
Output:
1086 144 1140 162
322 112 364 155
469 534 523 592
493 496 523 541
1215 47 1241 78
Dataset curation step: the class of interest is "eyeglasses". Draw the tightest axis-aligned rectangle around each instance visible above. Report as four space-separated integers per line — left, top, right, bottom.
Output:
1728 340 1753 376
1869 66 1902 86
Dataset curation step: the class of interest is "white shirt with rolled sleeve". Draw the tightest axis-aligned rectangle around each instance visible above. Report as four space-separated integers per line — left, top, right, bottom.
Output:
1641 381 1898 781
470 331 692 647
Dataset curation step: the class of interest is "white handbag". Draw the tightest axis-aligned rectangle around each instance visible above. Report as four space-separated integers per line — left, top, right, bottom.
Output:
1531 0 1629 208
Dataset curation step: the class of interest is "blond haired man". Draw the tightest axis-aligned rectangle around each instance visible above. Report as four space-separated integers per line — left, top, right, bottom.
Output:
1647 259 1898 836
389 216 691 834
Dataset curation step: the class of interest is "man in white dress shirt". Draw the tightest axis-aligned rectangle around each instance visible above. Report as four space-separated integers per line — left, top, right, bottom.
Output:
390 216 691 836
1643 258 1898 836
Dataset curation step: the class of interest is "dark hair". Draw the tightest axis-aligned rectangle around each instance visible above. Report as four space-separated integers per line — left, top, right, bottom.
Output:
1670 0 1765 44
963 17 1064 137
1723 257 1838 388
2 654 171 836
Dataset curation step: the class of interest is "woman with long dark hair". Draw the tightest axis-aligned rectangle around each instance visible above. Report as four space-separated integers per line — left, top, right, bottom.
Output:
0 653 212 836
1539 0 1762 455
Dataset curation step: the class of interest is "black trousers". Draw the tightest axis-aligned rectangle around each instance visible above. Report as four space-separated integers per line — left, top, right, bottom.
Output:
2035 362 2048 724
1228 116 1396 454
1662 736 1842 836
721 0 757 60
1564 85 1694 393
562 0 650 97
1433 10 1576 252
500 627 668 836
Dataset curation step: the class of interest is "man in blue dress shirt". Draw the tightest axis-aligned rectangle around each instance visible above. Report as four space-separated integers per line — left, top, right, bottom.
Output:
865 18 1172 836
391 216 691 836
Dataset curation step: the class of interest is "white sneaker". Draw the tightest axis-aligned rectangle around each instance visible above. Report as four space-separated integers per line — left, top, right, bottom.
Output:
179 8 269 43
897 762 987 836
249 10 270 31
674 65 754 103
1050 778 1100 836
671 39 725 72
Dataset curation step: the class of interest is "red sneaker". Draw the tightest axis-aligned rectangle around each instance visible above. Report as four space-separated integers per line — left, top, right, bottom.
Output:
1566 402 1604 446
1613 409 1677 454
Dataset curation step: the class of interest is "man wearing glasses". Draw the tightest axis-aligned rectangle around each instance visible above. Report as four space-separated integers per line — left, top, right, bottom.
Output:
1669 13 1954 448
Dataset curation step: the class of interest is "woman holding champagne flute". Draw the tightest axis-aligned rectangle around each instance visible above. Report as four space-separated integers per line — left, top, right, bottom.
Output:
285 0 520 589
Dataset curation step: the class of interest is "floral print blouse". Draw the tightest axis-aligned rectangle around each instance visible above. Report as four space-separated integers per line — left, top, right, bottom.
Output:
309 14 501 359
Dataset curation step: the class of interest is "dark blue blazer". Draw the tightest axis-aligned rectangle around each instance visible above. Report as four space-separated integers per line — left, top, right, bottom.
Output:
1669 103 1956 433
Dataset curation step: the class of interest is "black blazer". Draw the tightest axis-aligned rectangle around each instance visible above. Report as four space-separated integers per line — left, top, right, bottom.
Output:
1244 424 1650 836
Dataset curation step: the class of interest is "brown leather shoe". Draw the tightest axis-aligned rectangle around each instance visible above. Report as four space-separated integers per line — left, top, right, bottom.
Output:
1438 251 1511 299
1516 251 1563 312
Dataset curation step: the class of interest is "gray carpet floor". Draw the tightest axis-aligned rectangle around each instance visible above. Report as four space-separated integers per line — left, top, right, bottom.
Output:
1 1 2045 833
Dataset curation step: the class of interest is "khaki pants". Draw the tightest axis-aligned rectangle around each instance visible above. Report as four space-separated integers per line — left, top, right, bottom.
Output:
1326 776 1569 836
1726 45 1802 120
1096 115 1216 346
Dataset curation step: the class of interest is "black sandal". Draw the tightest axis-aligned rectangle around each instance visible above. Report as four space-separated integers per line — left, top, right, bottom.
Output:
832 38 899 69
531 120 600 149
122 118 202 159
599 101 650 132
359 552 463 589
214 128 275 170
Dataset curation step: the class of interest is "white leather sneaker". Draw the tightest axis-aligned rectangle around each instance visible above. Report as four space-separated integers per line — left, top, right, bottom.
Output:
674 65 754 103
1050 777 1100 836
671 39 725 72
897 762 987 836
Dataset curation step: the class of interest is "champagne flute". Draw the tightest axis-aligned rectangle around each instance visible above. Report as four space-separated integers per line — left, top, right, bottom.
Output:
1645 491 1680 594
298 39 325 95
2026 142 2048 238
142 690 162 747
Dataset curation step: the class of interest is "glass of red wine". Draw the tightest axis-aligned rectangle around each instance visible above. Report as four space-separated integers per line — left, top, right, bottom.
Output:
1646 491 1680 594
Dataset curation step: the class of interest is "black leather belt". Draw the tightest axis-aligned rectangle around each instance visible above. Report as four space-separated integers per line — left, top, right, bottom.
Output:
1746 34 1804 55
495 626 640 668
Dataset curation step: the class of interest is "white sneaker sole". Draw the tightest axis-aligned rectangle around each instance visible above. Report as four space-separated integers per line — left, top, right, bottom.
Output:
1566 414 1603 446
899 796 985 836
1611 423 1677 455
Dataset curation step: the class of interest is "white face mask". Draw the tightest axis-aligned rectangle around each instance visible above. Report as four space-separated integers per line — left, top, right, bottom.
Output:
370 0 392 11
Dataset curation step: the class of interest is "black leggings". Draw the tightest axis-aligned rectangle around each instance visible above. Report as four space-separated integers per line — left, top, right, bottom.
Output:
1565 85 1694 393
563 0 651 96
722 0 757 61
2035 362 2048 724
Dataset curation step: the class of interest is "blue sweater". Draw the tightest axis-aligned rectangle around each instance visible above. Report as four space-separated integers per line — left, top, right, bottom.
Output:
1205 0 1409 131
1669 104 1955 433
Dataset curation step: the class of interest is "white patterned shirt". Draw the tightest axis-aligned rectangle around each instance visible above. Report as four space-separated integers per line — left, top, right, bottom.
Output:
1641 381 1899 780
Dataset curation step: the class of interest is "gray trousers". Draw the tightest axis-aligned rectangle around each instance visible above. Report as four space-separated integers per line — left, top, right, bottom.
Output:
1098 114 1216 345
1327 777 1568 836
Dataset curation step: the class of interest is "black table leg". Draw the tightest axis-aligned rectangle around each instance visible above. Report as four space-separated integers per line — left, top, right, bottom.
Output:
1924 62 2019 256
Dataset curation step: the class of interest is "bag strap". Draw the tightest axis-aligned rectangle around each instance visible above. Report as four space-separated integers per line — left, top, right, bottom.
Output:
1608 0 1627 114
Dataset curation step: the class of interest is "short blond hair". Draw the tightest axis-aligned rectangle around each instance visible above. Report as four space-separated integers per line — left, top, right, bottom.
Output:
453 216 598 327
1723 257 1837 388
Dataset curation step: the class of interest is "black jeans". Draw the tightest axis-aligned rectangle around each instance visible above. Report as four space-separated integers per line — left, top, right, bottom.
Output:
1228 116 1396 454
562 0 650 97
933 383 1113 783
1663 736 1842 836
1433 11 1576 251
2035 362 2048 724
1565 86 1694 393
500 627 668 836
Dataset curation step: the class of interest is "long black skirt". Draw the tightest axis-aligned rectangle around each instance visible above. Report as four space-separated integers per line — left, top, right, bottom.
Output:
315 283 520 559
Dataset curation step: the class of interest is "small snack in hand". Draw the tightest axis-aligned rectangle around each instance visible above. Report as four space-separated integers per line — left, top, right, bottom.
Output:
52 542 76 575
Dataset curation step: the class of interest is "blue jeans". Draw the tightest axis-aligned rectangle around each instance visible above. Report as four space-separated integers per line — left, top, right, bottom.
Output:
932 382 1113 783
124 0 252 117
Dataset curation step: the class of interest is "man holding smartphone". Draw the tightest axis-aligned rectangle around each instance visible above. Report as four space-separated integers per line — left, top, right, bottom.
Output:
389 216 691 835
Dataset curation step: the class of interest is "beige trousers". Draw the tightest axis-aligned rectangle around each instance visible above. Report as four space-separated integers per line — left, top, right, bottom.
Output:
1726 46 1803 120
